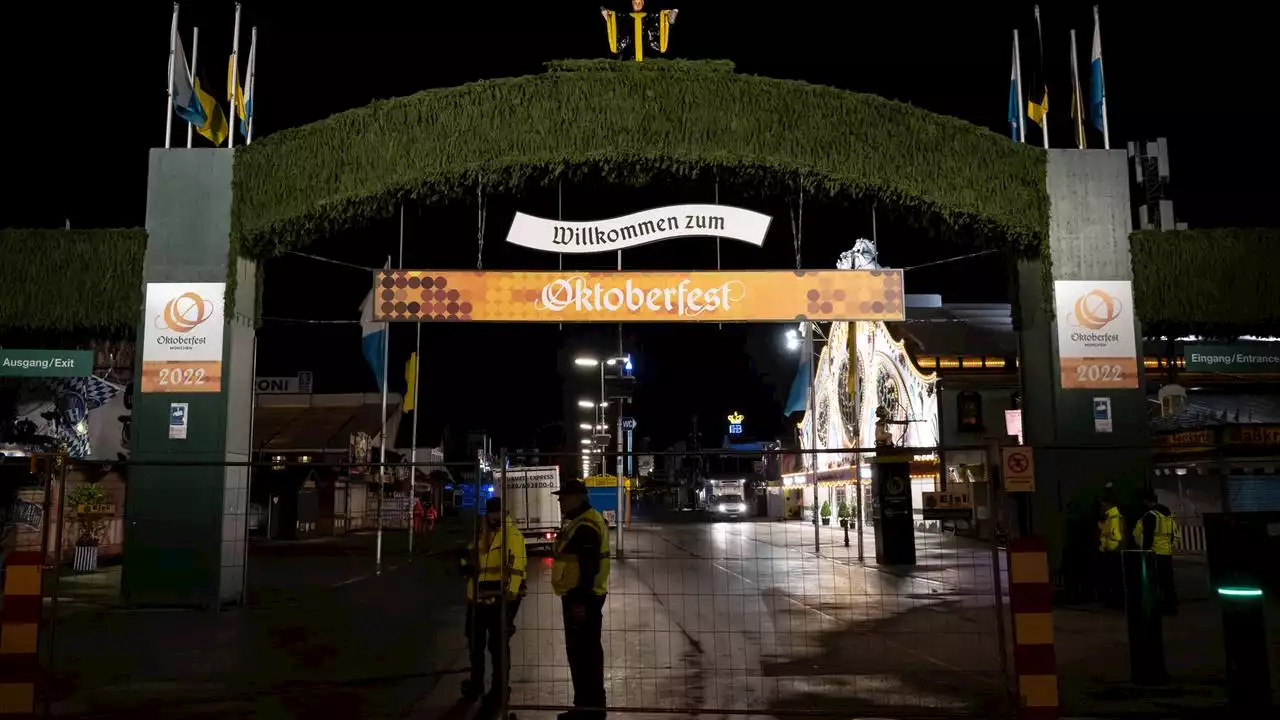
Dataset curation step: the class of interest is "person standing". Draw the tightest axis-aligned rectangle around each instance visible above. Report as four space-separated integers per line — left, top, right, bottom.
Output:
551 479 610 720
426 501 438 532
459 497 527 709
1133 490 1180 614
1098 496 1126 609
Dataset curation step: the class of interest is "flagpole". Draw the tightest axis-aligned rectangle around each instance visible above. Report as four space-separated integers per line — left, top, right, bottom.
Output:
1070 29 1085 150
187 27 198 149
1013 30 1026 144
1034 5 1048 149
165 3 178 149
228 3 241 149
245 27 257 143
376 256 390 575
399 204 419 556
1094 5 1110 150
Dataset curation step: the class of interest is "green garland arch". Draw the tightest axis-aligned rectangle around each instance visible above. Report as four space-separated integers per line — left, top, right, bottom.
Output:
232 59 1049 259
0 228 146 335
1131 228 1280 337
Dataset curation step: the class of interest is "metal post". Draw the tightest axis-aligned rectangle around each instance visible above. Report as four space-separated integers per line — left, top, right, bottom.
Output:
807 323 819 555
498 450 510 717
986 441 1012 695
856 466 865 561
599 364 606 476
616 411 625 559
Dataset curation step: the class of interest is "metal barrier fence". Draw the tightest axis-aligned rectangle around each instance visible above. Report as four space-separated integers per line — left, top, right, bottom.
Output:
6 443 1266 716
498 447 1012 718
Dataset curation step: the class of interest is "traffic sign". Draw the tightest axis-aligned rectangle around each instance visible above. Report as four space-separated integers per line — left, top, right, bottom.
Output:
1001 447 1036 492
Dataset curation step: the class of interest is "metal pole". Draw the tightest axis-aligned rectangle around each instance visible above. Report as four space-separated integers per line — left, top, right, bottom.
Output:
1014 30 1026 144
187 27 197 148
165 4 177 149
409 322 420 555
807 323 819 555
616 409 624 560
244 27 257 143
498 450 510 717
856 459 865 561
599 364 606 476
376 256 390 574
228 3 240 149
1095 5 1111 150
986 441 1012 695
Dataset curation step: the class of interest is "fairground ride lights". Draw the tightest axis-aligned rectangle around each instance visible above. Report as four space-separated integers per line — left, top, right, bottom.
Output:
538 276 746 318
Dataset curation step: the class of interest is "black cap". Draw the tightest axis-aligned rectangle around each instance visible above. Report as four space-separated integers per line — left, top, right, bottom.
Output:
485 497 503 513
552 479 589 496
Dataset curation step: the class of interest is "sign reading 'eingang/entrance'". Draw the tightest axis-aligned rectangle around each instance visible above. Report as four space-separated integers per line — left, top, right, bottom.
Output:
505 204 772 254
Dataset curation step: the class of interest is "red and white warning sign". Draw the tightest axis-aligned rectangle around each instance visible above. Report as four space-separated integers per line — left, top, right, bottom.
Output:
1001 447 1036 492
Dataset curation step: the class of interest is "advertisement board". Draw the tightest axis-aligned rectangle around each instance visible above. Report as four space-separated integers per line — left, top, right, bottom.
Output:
1054 280 1139 389
140 282 225 393
373 270 904 323
505 204 772 254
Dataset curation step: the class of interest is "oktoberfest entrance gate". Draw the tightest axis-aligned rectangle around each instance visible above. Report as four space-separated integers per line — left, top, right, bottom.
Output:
120 59 1143 716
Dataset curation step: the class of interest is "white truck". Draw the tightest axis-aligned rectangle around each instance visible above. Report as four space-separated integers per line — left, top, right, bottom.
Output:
706 478 748 520
496 466 562 550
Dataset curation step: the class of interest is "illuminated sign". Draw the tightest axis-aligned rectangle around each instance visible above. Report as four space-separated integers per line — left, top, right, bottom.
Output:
728 411 744 435
372 270 905 324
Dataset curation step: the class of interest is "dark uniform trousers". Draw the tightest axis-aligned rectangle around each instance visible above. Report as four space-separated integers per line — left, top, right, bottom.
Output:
562 592 607 714
466 597 521 696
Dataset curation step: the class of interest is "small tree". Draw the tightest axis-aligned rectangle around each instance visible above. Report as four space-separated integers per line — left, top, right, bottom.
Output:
837 500 851 519
820 500 831 518
67 483 109 546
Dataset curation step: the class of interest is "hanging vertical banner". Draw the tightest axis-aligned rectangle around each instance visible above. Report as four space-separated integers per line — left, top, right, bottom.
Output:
1054 280 1139 389
140 282 225 393
373 270 904 323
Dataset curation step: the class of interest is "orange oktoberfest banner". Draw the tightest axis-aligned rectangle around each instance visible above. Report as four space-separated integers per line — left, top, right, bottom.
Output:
373 270 905 323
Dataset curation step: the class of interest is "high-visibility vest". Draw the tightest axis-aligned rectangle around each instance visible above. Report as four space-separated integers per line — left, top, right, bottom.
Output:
552 508 611 597
1099 506 1125 552
1133 509 1180 556
462 516 527 603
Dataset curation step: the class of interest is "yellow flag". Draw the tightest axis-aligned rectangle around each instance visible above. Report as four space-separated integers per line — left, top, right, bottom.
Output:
403 352 418 412
193 79 228 146
227 55 246 123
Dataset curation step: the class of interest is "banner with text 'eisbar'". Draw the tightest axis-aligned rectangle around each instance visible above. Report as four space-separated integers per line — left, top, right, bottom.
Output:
372 270 904 323
505 204 771 254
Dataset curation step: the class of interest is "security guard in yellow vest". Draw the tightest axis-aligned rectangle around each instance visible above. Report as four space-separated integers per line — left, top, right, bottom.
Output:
1133 491 1180 613
552 479 610 720
1097 497 1126 608
459 497 527 707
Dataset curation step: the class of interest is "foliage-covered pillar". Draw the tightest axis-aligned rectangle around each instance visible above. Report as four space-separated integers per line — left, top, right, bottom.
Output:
122 149 256 608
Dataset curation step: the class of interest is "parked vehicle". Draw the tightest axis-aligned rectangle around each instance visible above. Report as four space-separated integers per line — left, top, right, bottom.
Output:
495 466 561 550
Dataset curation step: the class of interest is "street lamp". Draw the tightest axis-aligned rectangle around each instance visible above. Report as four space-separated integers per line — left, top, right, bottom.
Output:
580 438 591 445
579 423 593 430
578 400 595 408
574 358 600 367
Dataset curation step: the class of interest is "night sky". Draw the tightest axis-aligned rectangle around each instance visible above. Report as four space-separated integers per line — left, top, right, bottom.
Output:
3 1 1276 453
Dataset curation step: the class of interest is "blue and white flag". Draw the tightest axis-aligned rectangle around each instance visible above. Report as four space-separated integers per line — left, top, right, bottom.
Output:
1090 12 1107 134
784 352 811 415
1007 43 1022 142
171 31 206 127
359 289 387 390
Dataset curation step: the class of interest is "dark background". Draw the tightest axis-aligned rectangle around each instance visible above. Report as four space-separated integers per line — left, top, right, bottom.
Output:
3 1 1276 452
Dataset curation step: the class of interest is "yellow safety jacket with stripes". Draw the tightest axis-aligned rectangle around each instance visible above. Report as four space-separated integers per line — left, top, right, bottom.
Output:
462 515 527 603
1133 509 1180 556
1099 506 1125 552
552 508 611 597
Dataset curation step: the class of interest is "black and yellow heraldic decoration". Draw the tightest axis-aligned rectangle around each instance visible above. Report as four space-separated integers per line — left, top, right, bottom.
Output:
601 1 678 62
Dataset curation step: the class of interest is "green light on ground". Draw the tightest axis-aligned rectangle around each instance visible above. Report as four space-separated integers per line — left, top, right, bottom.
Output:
1217 587 1264 598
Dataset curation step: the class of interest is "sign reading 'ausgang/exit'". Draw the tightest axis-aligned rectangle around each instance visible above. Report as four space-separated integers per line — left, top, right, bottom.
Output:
0 349 94 377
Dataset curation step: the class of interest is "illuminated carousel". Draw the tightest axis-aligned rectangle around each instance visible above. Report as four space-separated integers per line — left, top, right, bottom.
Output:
786 239 940 524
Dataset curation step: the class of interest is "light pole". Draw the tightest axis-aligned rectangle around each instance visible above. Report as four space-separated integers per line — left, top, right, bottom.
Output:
575 354 632 559
786 324 823 556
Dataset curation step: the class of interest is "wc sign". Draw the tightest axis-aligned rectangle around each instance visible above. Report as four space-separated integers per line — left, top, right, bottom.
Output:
254 372 314 394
